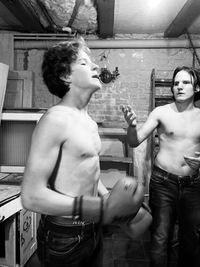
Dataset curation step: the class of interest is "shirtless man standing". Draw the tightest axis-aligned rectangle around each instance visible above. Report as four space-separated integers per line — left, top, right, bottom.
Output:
122 66 200 267
21 38 146 267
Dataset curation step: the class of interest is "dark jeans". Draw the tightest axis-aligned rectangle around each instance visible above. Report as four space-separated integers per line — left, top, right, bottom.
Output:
149 166 200 267
37 215 103 267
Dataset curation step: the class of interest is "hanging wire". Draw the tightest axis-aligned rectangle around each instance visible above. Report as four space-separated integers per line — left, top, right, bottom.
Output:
98 50 110 61
186 31 200 68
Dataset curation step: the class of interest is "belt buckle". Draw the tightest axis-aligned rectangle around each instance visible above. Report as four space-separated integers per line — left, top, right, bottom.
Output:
178 175 191 186
177 175 183 185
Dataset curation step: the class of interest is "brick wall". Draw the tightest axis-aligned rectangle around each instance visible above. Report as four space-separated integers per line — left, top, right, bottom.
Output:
14 47 194 123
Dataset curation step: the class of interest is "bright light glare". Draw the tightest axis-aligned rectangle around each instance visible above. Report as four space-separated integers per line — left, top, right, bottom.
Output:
147 0 163 9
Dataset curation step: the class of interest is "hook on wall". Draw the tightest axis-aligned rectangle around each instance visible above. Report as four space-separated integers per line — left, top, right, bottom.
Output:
99 67 120 84
98 50 120 84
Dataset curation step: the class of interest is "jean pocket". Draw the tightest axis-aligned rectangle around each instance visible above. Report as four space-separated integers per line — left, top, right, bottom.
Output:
47 232 81 257
150 172 165 184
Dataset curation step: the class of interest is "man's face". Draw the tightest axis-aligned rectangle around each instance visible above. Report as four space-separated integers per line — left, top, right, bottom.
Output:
69 49 102 91
172 70 195 102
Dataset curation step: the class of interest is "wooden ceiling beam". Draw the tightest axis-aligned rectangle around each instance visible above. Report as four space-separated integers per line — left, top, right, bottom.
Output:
164 0 200 37
96 0 115 38
0 0 46 32
0 2 24 31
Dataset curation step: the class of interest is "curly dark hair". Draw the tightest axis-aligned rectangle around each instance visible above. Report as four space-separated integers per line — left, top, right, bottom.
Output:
42 38 87 98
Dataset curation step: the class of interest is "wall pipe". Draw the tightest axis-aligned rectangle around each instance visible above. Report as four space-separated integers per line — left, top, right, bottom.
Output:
14 38 200 50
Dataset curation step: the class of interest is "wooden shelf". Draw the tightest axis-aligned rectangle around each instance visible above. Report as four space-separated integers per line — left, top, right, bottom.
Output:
155 78 172 86
100 156 132 163
0 196 22 222
155 95 172 99
99 127 134 178
155 95 173 106
98 127 127 136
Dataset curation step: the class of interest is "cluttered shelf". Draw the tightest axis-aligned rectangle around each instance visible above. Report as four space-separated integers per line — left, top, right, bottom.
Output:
100 155 132 163
0 173 22 221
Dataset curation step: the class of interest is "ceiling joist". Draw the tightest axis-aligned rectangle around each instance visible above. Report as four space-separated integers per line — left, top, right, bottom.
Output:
164 0 200 38
0 0 46 32
96 0 115 38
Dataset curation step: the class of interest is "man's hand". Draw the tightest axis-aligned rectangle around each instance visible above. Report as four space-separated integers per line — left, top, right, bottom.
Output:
121 105 137 127
184 152 200 170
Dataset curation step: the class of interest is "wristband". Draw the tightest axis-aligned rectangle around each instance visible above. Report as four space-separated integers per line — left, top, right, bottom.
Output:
128 123 136 128
79 195 83 220
73 195 104 223
99 196 104 224
72 196 81 220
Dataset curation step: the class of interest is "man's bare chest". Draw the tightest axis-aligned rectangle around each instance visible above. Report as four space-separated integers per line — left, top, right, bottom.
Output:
65 123 101 156
159 114 200 139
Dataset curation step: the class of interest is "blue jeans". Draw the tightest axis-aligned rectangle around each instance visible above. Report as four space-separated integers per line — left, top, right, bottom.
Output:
149 166 200 267
37 215 103 267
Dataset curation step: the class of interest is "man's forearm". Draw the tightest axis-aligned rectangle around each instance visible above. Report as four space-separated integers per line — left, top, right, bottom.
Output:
127 125 140 147
98 179 109 196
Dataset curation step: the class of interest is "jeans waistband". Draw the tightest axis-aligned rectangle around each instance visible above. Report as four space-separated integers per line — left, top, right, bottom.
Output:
41 215 98 235
153 165 199 185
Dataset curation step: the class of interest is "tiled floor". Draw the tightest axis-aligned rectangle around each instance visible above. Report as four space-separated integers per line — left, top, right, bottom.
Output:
24 226 177 267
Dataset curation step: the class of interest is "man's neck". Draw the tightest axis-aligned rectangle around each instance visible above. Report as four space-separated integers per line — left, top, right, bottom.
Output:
60 89 92 110
174 100 195 112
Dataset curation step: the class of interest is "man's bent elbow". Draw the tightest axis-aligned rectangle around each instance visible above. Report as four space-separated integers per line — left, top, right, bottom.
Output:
127 138 140 148
21 194 31 211
21 191 36 212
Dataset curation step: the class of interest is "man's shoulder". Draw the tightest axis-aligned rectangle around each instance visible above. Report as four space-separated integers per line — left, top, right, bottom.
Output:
37 106 71 132
47 105 72 115
193 107 200 116
153 103 170 113
41 109 66 123
44 105 73 120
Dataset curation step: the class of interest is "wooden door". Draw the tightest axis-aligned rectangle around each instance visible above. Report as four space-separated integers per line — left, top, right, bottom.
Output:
4 70 33 109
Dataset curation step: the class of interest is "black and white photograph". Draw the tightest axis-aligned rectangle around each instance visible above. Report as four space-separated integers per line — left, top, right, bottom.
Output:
0 1 200 266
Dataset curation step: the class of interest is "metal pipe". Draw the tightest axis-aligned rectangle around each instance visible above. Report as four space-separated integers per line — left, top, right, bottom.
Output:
87 39 200 49
14 37 200 50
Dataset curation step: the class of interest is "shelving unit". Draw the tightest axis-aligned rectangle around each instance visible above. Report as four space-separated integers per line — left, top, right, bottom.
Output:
99 127 134 189
100 156 132 164
150 68 173 109
0 110 42 267
0 174 37 267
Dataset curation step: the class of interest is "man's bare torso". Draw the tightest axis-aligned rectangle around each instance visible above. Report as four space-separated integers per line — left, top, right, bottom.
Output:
155 103 200 175
44 105 101 196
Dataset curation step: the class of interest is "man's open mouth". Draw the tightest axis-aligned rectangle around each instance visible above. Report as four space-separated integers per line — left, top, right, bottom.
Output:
92 75 99 79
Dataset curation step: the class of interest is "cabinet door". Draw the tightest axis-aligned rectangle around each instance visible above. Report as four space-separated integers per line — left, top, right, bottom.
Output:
0 62 9 119
18 209 37 267
0 216 16 267
4 70 33 109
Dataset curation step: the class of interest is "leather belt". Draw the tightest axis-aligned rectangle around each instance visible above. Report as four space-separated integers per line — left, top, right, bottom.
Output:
153 165 199 185
41 215 97 235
